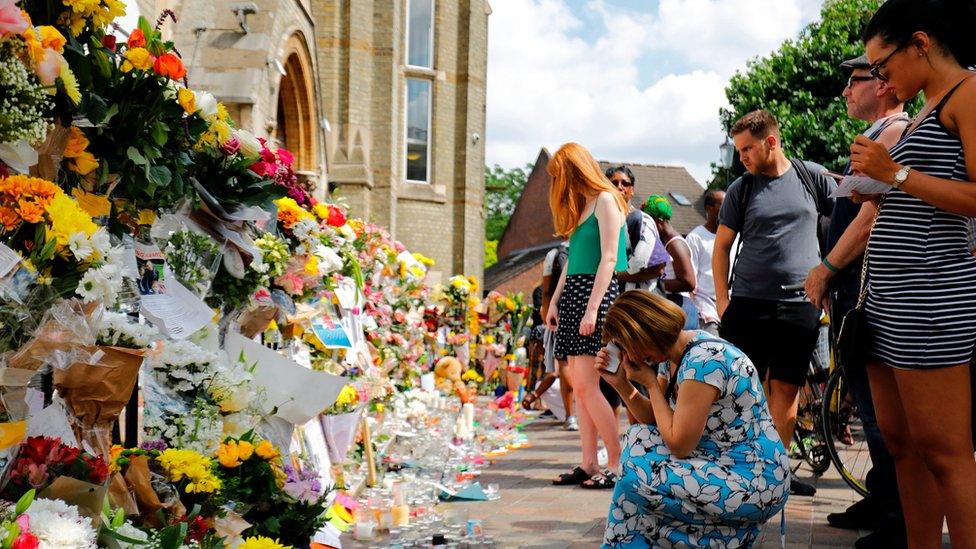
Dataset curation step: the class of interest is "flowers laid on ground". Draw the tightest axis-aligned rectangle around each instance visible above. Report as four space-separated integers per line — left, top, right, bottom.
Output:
0 2 507 546
0 437 109 501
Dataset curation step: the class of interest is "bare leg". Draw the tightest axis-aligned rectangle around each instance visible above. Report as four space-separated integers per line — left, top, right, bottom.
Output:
892 364 976 548
767 379 801 452
868 361 944 548
566 358 599 473
558 359 574 417
574 354 621 471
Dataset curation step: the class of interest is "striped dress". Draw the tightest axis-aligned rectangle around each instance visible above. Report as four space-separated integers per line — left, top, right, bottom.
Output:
865 78 976 369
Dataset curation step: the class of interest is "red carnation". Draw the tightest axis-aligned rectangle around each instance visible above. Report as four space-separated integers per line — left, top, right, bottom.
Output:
102 35 117 52
277 148 294 166
250 161 270 177
12 533 39 549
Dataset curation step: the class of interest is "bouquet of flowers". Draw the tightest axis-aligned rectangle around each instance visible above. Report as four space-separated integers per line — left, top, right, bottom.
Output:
0 437 109 501
0 490 98 549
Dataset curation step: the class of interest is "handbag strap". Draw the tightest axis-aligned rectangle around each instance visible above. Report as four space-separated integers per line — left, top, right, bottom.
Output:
854 197 886 310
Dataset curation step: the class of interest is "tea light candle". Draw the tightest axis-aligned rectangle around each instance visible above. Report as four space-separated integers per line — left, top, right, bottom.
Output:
379 507 393 530
353 520 375 540
392 504 410 527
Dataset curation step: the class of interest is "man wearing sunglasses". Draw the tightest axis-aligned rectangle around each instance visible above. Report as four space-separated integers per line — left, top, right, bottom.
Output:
803 54 909 549
605 166 668 293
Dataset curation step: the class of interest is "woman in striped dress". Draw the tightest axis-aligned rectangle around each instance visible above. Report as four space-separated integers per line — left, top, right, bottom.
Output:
851 1 976 546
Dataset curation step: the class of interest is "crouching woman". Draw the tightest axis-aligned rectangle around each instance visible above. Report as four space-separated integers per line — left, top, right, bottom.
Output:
598 290 789 548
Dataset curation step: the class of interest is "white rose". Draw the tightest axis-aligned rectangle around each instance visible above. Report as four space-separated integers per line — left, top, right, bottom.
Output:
196 91 219 118
235 129 263 158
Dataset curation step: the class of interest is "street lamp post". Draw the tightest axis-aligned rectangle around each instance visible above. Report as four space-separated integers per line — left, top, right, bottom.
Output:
719 136 735 187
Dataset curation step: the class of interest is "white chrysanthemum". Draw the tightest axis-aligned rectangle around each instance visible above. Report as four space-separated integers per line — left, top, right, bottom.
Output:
76 264 123 304
87 227 112 261
27 498 97 549
98 311 159 348
67 232 94 261
315 245 344 275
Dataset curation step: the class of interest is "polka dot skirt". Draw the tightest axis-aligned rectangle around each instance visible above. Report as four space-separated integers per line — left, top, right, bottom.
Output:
555 275 619 357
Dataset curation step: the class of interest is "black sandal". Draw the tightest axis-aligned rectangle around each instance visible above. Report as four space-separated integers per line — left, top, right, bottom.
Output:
580 469 618 490
552 466 590 486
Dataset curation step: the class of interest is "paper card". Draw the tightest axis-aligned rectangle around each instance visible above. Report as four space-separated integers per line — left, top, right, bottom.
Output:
310 318 353 350
334 279 358 311
26 399 78 447
311 523 343 549
829 175 892 198
304 417 333 484
0 243 21 278
225 332 346 425
140 265 214 340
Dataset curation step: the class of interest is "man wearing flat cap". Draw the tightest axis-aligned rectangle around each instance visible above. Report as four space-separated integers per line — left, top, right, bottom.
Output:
803 53 909 549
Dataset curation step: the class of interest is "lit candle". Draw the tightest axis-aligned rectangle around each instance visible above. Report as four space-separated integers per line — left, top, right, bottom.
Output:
462 402 475 431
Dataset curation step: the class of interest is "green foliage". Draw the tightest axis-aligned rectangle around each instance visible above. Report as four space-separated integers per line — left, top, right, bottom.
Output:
484 239 498 268
712 0 906 185
485 164 532 242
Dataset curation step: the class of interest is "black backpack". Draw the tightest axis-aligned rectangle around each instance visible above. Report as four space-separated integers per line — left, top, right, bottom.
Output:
729 158 831 285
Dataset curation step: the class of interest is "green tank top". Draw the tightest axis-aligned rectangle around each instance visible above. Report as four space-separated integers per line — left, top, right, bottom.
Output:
566 211 628 275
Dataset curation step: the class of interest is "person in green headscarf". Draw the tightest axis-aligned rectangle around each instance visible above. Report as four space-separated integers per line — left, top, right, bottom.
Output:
643 195 699 329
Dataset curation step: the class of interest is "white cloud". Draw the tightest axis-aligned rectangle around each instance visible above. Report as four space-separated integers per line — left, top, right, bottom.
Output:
485 0 821 184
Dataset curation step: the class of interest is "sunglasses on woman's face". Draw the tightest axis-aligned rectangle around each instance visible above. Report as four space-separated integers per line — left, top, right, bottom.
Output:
869 43 906 82
612 179 634 188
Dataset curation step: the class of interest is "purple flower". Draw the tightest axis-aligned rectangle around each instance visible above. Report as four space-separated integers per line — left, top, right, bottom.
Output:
140 439 168 452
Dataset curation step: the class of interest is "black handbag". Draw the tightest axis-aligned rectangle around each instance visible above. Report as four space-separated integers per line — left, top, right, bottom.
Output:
836 201 882 371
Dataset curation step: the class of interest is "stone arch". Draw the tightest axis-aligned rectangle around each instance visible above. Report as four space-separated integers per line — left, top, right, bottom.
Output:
274 32 318 173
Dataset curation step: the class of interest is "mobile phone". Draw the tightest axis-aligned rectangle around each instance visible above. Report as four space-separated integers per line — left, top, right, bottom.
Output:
603 343 621 374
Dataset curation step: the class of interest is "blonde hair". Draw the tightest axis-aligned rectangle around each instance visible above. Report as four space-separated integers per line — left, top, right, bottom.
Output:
602 290 686 359
548 143 627 238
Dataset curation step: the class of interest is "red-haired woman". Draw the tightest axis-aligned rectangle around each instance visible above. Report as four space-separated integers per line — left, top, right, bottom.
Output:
546 142 629 489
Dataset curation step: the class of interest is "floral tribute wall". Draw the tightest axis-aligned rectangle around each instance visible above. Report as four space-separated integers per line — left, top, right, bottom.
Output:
0 2 532 548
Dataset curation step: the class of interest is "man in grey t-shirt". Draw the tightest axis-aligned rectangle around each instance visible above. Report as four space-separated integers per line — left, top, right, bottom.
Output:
712 110 836 497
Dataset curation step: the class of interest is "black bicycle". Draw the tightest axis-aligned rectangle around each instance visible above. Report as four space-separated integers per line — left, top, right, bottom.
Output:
820 365 871 497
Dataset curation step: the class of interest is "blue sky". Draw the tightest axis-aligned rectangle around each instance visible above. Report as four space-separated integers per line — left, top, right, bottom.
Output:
485 0 823 183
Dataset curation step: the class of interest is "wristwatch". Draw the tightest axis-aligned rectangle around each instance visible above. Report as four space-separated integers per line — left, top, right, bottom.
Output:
892 165 911 189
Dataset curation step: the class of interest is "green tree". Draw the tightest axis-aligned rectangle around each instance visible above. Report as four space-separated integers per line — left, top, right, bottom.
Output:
484 239 499 268
484 164 533 242
711 0 896 187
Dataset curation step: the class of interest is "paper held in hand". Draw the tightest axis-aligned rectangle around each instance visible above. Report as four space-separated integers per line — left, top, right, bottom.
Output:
828 174 892 198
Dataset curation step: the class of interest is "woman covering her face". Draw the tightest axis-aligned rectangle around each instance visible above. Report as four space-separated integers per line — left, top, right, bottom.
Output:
596 290 789 547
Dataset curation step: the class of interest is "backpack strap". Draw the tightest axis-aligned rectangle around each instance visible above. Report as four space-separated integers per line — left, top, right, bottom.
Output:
728 173 754 286
790 158 826 216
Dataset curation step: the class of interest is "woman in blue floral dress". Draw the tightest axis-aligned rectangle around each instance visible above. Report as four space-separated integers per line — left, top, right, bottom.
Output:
597 290 790 547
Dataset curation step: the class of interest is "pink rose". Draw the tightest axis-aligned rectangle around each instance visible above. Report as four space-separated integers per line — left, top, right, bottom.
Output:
220 137 241 156
0 0 28 35
35 49 63 86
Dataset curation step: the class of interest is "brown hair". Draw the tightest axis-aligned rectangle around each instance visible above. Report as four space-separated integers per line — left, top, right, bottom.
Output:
730 110 780 140
548 143 627 238
602 290 685 360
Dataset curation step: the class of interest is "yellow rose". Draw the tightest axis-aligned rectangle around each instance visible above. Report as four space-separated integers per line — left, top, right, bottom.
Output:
121 47 152 72
237 440 255 461
216 441 242 468
255 440 278 460
178 88 196 114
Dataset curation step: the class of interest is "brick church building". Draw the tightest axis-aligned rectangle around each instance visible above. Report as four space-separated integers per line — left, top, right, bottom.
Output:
135 0 489 280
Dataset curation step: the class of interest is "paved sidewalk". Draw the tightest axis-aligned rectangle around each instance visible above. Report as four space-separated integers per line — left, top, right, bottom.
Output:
350 416 951 547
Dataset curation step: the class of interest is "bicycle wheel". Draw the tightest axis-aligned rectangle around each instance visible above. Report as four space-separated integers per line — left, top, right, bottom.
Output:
821 368 871 497
794 360 830 475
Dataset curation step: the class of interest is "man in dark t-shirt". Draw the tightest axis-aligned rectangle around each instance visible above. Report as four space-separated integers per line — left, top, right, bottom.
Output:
714 110 837 498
